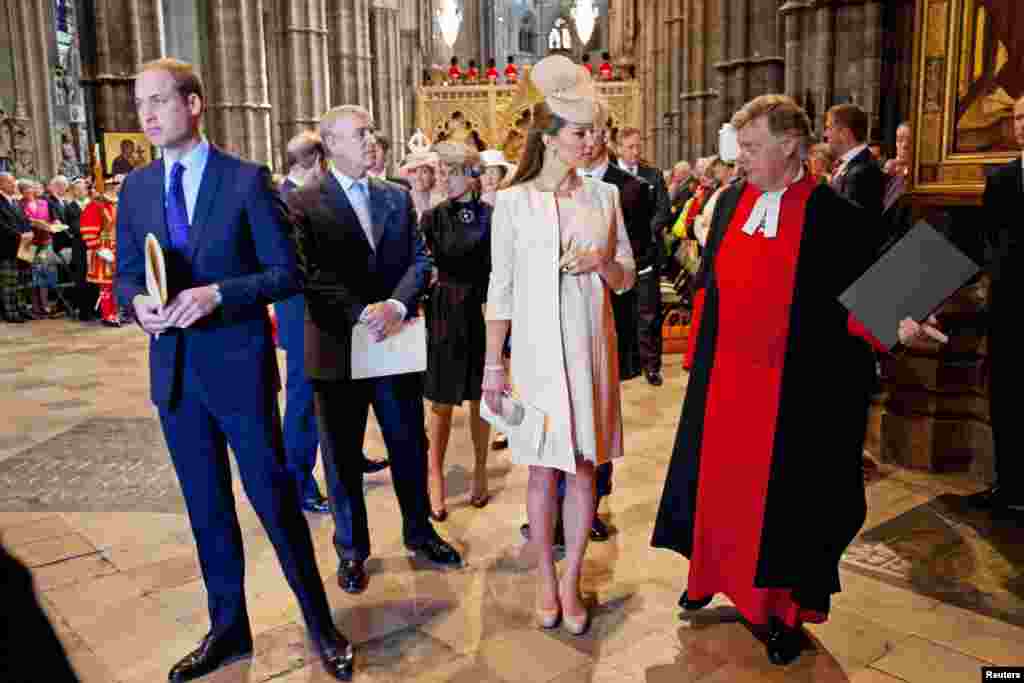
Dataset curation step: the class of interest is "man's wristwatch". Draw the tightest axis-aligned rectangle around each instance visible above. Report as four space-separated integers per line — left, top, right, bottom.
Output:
211 284 223 307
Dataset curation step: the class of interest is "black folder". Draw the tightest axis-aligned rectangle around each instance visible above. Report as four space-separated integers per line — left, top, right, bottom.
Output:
839 220 980 349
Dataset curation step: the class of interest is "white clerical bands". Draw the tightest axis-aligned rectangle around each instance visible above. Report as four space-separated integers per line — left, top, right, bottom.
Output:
740 167 805 239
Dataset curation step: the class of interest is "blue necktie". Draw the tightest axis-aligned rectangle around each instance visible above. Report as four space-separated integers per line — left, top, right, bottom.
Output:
166 162 189 255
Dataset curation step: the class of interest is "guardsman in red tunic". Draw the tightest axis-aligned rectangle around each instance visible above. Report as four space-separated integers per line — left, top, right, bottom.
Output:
80 174 122 325
448 56 462 83
466 59 479 82
598 52 613 81
581 53 593 76
504 55 518 84
485 57 499 84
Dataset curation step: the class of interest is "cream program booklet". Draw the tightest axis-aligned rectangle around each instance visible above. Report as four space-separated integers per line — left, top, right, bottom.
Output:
351 316 427 379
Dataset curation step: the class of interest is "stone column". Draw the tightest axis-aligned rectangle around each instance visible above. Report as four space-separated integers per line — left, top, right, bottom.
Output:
715 0 730 131
813 2 834 131
276 0 330 147
88 0 165 134
370 1 403 155
328 0 373 108
399 0 425 147
862 0 883 139
204 0 274 163
780 1 808 99
10 0 57 178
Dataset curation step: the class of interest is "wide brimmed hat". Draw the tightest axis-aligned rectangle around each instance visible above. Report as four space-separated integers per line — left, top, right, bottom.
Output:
529 55 598 125
399 151 439 177
433 141 480 167
479 149 516 173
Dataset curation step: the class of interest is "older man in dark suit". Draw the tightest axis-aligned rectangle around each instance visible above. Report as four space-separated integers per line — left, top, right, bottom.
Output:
116 58 352 682
617 126 673 386
287 105 461 598
972 95 1024 515
0 172 31 322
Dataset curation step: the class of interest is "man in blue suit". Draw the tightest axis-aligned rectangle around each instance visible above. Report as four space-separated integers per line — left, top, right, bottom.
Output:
287 105 462 596
115 58 352 682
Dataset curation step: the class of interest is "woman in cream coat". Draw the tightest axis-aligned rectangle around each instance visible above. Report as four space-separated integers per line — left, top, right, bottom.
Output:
482 55 635 635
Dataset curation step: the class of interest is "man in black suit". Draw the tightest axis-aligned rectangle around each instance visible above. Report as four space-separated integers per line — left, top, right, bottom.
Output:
0 171 31 322
972 96 1024 515
827 103 890 478
287 105 461 597
826 104 887 251
617 126 673 386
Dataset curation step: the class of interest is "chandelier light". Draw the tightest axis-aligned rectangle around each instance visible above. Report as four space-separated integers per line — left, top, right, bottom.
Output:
571 0 598 47
437 0 463 49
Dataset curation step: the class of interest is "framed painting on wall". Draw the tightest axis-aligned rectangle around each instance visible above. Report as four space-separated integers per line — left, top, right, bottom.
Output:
911 0 1022 198
102 132 153 176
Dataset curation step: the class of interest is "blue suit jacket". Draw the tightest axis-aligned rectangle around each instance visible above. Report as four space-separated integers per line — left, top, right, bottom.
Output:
115 146 301 408
286 173 429 381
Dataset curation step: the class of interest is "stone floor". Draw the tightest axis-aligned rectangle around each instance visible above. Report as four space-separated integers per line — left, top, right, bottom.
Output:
2 318 1022 683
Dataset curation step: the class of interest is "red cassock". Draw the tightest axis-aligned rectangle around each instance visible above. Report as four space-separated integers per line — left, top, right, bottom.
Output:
653 174 879 629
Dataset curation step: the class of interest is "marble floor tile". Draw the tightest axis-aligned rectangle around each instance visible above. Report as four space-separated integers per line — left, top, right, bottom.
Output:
872 635 992 682
3 319 1021 683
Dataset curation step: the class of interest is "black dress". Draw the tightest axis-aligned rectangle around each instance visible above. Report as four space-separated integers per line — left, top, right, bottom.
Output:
421 198 492 405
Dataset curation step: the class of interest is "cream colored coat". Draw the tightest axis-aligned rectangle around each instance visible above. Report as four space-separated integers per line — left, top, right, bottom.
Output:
487 178 636 473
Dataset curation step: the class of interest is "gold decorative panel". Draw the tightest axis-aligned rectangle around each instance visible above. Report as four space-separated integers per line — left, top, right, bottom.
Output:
911 0 1020 198
415 81 642 161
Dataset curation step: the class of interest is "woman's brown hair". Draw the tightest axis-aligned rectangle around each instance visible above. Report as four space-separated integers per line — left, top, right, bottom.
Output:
508 101 568 187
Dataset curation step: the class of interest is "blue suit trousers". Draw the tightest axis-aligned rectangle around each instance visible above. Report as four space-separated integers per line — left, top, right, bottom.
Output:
158 353 333 640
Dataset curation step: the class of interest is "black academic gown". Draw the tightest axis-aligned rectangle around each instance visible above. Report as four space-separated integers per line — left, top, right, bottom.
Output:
651 180 877 613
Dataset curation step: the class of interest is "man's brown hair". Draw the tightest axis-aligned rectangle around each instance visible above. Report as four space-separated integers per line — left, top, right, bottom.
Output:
731 94 812 146
285 131 326 169
138 58 205 110
827 103 869 143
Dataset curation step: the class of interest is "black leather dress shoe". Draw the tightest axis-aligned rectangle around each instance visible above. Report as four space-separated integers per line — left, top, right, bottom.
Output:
678 590 713 611
301 492 330 514
363 455 389 473
338 559 368 594
406 536 462 567
519 522 566 549
765 618 802 666
966 485 999 507
645 370 664 386
589 516 610 542
168 632 253 682
314 628 354 681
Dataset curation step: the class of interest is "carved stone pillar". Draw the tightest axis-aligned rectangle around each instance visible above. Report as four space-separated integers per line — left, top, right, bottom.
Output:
9 0 57 178
276 0 330 147
204 0 274 163
328 0 372 108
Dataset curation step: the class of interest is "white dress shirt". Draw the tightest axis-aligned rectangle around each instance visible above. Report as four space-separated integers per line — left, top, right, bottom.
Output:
577 158 609 179
834 143 868 180
618 160 639 176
